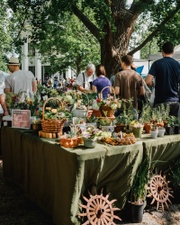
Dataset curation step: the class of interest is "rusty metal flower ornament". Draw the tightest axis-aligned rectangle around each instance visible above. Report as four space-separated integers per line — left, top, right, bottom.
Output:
78 191 121 225
147 173 173 212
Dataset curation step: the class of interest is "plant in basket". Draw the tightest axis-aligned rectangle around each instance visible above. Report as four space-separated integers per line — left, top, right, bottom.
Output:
98 117 115 126
70 91 96 118
41 97 71 135
99 96 122 117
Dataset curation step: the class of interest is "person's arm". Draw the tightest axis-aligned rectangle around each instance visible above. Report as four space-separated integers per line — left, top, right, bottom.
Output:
114 86 120 95
145 74 154 87
76 73 88 92
32 80 37 93
0 94 9 116
4 77 11 94
114 74 120 95
76 84 88 92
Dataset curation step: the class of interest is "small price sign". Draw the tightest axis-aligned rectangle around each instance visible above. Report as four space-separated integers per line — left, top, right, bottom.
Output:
12 110 31 129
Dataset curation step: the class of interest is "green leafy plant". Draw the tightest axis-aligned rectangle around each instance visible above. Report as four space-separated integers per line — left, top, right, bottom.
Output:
86 115 98 123
130 159 150 204
116 99 138 125
140 103 152 123
166 115 177 127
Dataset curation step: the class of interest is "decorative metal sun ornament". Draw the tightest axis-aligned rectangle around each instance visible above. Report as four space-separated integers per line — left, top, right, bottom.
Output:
147 173 173 212
78 191 121 225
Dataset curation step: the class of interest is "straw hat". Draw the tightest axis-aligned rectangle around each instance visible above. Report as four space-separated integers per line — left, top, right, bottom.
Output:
7 57 20 65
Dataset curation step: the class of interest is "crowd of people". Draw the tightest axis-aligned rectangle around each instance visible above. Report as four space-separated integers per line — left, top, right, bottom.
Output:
0 41 180 119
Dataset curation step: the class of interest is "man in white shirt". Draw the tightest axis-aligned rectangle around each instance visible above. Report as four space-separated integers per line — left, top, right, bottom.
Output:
76 64 96 92
5 57 37 95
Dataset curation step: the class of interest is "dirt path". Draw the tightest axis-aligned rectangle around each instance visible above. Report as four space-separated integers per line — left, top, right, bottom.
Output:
0 160 179 225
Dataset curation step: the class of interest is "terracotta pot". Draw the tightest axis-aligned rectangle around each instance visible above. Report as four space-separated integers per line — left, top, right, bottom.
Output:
144 123 152 134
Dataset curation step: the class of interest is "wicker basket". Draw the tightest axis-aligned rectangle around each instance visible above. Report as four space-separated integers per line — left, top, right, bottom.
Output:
41 97 65 134
99 86 116 117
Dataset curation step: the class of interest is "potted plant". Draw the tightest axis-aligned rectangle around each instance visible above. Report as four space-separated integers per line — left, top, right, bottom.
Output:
115 99 137 132
140 104 152 133
165 115 176 135
81 126 102 148
130 120 144 138
158 126 166 137
129 159 150 223
86 115 98 127
150 123 158 139
98 96 122 117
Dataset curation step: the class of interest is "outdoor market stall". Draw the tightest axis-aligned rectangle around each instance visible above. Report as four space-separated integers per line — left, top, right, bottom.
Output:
1 126 180 225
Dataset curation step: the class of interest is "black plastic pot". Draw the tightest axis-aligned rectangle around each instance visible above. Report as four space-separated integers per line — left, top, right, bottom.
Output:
165 126 175 135
130 203 144 223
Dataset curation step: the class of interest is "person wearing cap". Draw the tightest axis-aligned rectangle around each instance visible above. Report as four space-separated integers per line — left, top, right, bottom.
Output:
76 64 96 92
4 57 37 95
145 41 180 117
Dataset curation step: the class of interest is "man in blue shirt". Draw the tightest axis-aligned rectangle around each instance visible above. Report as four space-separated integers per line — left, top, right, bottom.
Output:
146 42 180 117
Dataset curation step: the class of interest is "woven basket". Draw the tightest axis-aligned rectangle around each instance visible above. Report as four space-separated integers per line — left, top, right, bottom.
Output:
41 97 65 134
99 86 116 117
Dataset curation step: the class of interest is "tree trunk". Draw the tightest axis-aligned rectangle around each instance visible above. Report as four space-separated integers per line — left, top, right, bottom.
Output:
100 19 136 78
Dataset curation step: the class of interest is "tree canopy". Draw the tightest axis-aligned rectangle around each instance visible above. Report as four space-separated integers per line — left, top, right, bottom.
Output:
7 0 180 77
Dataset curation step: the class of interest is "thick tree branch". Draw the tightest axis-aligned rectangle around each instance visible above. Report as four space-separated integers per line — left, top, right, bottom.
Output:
128 6 180 55
72 5 101 40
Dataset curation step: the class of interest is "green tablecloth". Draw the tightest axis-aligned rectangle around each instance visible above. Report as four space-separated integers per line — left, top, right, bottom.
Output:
141 134 180 170
1 127 180 225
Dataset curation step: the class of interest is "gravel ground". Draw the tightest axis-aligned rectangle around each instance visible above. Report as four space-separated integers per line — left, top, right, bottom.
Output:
0 159 179 225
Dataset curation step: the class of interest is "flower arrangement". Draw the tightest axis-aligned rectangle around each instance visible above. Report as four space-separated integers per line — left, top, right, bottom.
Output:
82 126 102 141
6 91 41 116
97 96 121 110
